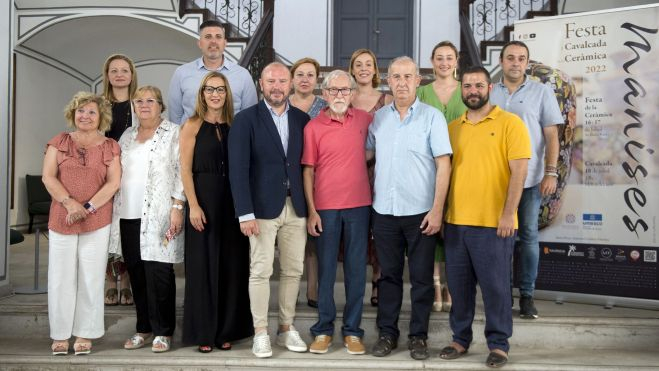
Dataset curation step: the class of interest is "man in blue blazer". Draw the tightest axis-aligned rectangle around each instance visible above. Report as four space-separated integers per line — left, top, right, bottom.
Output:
228 62 310 358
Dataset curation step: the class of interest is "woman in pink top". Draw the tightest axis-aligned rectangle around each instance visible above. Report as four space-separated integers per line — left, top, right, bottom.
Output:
42 92 121 356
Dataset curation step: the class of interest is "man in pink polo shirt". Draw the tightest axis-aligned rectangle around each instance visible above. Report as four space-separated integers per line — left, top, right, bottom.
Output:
302 69 373 356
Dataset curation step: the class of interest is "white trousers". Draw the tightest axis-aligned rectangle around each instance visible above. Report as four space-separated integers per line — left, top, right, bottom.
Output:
48 225 110 340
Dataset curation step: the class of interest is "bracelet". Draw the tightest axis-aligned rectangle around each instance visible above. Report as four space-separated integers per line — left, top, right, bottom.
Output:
545 171 559 178
172 204 184 210
545 165 558 172
83 201 97 214
61 196 70 204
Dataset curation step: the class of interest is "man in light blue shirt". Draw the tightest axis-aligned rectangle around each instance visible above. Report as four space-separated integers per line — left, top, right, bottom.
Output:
490 41 563 320
168 20 258 125
366 56 452 361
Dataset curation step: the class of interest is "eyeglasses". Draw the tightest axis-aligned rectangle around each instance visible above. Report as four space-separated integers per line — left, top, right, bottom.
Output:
133 98 159 106
325 87 352 96
203 85 227 95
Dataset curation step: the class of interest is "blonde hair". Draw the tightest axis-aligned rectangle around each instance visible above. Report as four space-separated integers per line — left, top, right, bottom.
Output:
64 91 113 133
134 85 166 113
189 71 234 125
102 54 138 102
348 49 381 88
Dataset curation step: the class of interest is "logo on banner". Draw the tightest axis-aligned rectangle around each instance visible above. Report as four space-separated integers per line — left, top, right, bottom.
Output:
630 250 640 262
615 249 627 262
516 33 536 40
600 247 613 262
587 247 597 259
583 213 603 227
544 246 566 255
644 250 657 263
567 245 585 257
565 214 576 224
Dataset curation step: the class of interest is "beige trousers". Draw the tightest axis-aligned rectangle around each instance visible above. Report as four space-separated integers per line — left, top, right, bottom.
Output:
248 197 307 328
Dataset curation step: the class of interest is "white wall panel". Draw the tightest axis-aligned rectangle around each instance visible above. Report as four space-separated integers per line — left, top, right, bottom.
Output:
13 54 89 227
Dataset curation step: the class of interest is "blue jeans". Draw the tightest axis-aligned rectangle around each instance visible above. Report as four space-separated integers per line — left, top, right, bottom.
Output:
310 206 369 338
372 211 435 340
516 185 541 297
444 223 514 353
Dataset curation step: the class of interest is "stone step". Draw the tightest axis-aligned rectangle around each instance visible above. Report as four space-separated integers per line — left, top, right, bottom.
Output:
2 281 659 351
5 236 659 369
1 336 658 371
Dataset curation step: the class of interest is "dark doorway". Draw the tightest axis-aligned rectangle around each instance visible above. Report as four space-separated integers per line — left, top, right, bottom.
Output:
333 0 413 68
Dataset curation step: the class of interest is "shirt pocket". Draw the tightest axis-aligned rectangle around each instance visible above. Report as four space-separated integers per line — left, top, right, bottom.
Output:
407 132 432 158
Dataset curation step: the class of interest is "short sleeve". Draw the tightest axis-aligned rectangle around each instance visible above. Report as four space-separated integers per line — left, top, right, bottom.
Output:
45 132 73 155
45 132 76 165
429 110 452 157
301 122 318 166
506 114 532 160
366 112 378 151
540 84 564 127
102 138 121 166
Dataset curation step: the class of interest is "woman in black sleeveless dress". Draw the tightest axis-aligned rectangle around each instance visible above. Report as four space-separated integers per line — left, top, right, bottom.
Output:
179 71 253 352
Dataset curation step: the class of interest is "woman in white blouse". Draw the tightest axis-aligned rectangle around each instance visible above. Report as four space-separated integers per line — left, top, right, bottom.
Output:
108 86 185 353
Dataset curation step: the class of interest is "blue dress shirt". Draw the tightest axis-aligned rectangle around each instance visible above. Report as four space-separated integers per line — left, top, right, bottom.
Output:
366 98 452 216
490 76 563 188
167 57 258 125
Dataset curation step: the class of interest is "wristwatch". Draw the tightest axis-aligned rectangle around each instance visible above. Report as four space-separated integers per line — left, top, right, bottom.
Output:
172 204 184 210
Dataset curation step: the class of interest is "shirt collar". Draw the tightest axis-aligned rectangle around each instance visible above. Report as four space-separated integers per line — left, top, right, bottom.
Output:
496 74 528 90
317 106 354 125
388 97 420 114
460 105 503 125
195 56 234 71
264 100 290 117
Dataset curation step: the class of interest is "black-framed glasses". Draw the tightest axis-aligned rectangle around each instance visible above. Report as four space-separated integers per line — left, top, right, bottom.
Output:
325 87 352 96
203 85 227 95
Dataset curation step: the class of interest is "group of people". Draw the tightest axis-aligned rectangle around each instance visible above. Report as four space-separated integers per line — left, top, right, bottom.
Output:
43 19 563 369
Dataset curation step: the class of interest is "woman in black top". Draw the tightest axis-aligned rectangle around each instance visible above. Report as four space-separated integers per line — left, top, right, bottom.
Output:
101 54 138 306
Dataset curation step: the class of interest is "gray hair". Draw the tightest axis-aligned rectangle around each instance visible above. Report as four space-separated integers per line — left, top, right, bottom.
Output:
387 56 419 75
321 69 357 90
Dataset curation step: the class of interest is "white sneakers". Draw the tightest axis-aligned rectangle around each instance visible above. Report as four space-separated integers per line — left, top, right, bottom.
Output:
252 326 308 358
252 331 273 358
276 326 308 352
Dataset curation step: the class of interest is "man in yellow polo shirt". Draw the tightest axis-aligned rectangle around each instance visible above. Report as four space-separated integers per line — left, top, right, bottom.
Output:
438 66 531 369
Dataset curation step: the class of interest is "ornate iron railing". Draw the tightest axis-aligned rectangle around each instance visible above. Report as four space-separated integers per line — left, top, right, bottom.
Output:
181 0 266 37
459 11 483 69
464 0 552 46
238 6 274 86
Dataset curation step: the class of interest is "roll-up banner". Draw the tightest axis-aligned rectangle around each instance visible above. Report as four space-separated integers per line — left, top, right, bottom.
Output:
513 4 659 308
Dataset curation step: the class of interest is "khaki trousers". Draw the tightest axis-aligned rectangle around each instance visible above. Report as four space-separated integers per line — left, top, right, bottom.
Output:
248 197 307 328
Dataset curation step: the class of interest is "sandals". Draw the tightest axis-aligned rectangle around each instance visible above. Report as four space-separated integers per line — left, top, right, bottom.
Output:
73 341 92 356
439 344 468 360
198 345 213 353
486 350 508 368
120 288 134 306
104 288 119 306
152 336 171 353
51 341 69 355
433 276 443 312
124 333 153 350
219 342 232 351
370 280 379 307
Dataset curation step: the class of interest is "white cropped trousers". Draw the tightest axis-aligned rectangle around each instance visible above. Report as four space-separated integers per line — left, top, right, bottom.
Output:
48 225 110 340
